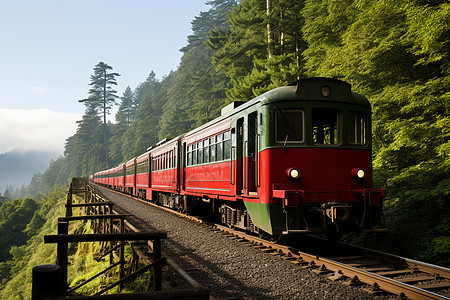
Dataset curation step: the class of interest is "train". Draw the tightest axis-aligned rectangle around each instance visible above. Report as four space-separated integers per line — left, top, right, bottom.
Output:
91 77 386 238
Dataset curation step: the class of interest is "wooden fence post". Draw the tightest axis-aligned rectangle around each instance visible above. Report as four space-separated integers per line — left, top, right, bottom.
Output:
153 238 162 291
57 220 69 295
31 264 63 300
66 185 72 217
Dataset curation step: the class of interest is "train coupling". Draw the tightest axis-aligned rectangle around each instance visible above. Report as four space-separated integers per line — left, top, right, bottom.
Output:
323 203 352 223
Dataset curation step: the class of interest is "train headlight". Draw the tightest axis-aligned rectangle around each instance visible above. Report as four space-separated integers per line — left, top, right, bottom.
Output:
287 168 301 180
321 86 331 97
352 168 366 180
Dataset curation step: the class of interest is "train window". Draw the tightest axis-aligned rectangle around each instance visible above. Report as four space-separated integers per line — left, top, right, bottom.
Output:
198 141 203 164
187 145 192 166
275 110 304 143
203 139 209 164
312 108 340 145
168 152 171 169
193 150 197 165
165 153 168 169
173 150 176 168
192 143 197 165
216 134 223 161
210 139 216 162
224 131 231 140
349 112 367 145
223 131 231 160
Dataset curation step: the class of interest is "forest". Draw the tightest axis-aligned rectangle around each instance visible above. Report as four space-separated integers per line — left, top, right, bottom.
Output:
0 0 448 293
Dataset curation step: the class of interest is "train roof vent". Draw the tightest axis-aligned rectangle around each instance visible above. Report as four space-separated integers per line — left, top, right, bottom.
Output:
221 101 246 116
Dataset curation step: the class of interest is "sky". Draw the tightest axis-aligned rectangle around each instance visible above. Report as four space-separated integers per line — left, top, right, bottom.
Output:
0 0 210 155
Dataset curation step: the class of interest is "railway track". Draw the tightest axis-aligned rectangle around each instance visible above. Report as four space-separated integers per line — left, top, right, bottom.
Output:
94 184 450 300
209 225 450 300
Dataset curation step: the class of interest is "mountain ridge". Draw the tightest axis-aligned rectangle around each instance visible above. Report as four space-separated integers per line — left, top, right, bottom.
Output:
0 150 59 194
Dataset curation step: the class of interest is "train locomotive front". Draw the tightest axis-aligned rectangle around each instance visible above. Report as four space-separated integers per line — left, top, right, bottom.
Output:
239 78 385 236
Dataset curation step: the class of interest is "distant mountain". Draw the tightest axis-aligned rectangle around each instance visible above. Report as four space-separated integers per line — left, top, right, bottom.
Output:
0 150 60 194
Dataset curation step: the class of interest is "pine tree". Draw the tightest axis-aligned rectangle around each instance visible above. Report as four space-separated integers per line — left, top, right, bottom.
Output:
208 0 304 101
78 62 120 167
79 62 121 124
116 86 135 127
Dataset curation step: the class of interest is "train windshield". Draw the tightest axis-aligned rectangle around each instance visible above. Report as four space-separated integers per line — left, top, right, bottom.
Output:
312 108 340 145
275 110 304 143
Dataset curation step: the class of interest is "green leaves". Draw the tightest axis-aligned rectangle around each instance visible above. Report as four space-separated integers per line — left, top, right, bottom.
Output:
405 2 450 72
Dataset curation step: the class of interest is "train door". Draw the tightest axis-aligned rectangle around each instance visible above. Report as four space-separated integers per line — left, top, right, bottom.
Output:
247 112 258 195
236 118 244 195
148 155 152 188
181 142 186 192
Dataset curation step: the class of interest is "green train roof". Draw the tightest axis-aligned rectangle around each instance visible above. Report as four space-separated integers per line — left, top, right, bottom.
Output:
260 77 370 106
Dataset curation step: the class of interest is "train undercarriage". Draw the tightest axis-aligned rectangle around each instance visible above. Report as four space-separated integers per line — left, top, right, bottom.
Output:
121 187 385 240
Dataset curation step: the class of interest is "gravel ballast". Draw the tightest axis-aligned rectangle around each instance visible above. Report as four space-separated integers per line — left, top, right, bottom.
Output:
97 187 387 299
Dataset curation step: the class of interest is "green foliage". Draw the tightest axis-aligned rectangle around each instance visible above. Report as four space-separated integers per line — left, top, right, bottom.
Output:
115 86 136 127
0 198 40 262
300 0 449 265
0 196 9 205
0 187 66 298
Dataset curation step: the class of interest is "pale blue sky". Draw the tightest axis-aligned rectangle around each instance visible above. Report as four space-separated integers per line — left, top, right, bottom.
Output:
0 0 210 154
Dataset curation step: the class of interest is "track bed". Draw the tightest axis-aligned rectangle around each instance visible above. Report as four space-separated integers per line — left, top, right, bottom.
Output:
96 185 391 299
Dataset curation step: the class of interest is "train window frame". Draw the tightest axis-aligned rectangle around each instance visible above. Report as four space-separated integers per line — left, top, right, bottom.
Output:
216 134 223 161
203 139 209 164
198 141 203 164
349 111 368 145
192 143 197 165
275 109 305 144
312 108 341 145
173 149 177 168
223 131 231 160
187 145 192 166
210 137 216 162
168 151 172 169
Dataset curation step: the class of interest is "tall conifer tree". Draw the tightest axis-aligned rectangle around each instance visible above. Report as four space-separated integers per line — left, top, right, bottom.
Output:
79 62 120 167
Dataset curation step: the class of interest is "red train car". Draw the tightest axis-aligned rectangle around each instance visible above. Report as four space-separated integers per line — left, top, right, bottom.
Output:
149 138 181 207
135 150 151 199
125 158 136 195
183 118 233 199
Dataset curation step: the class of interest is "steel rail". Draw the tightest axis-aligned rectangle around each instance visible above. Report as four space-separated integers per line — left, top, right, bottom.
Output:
336 241 450 280
211 224 449 300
